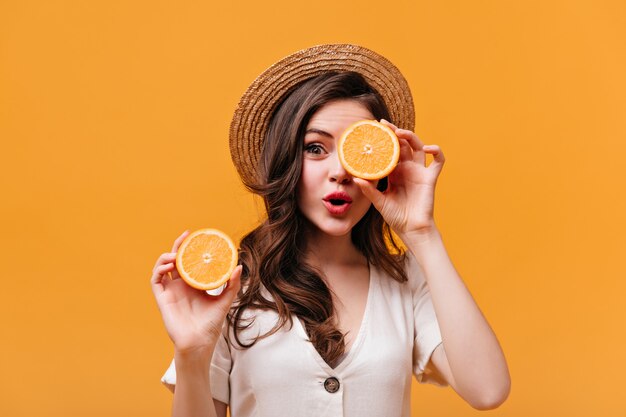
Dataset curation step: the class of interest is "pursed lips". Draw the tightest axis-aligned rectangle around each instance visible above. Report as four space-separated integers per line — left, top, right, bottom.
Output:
322 191 353 215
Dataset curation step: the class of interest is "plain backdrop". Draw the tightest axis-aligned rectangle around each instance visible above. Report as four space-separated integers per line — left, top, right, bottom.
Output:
1 0 625 416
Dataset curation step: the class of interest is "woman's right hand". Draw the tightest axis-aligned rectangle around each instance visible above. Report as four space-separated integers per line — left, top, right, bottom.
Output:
150 230 242 355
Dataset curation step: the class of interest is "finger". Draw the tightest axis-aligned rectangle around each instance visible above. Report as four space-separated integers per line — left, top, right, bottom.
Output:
154 252 177 268
209 265 243 305
171 230 190 253
152 263 175 283
153 253 182 283
423 145 445 161
226 265 242 296
380 119 399 131
150 262 176 296
353 178 386 212
170 266 182 280
151 279 164 298
398 138 413 162
423 145 446 170
395 129 424 153
380 120 423 162
153 253 175 277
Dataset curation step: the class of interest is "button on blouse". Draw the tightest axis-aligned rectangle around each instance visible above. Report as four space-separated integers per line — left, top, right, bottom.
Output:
324 377 340 393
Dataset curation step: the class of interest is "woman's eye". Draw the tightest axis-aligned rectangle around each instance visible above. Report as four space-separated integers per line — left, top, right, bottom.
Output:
304 144 325 155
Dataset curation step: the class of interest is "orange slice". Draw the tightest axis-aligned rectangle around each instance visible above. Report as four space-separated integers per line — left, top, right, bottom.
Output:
338 120 400 180
175 229 238 290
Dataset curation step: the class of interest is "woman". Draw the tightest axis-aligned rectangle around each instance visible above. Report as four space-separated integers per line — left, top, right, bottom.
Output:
151 44 511 417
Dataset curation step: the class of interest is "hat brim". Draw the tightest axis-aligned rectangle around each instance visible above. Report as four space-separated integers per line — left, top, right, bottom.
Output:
229 43 415 185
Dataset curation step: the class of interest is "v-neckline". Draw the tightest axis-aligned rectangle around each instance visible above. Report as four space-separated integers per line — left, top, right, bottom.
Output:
293 262 376 373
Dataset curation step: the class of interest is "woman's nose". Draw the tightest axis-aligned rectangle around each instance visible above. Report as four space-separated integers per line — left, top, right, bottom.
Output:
329 152 352 184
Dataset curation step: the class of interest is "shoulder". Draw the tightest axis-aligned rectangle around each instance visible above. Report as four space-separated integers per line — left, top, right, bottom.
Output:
373 252 425 302
402 251 429 295
227 283 283 346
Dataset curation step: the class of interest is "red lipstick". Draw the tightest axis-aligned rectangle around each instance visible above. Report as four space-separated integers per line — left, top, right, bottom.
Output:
322 191 353 215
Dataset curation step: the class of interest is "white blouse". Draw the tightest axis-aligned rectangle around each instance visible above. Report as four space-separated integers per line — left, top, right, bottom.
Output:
162 253 446 417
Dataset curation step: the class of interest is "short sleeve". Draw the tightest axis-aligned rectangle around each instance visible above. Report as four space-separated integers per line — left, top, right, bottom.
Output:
160 323 232 403
406 252 447 386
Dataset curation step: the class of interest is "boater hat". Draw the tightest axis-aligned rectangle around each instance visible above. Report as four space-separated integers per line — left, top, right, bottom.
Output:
229 43 415 185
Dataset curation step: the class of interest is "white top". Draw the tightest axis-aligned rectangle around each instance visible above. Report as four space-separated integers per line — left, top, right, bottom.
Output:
161 253 446 417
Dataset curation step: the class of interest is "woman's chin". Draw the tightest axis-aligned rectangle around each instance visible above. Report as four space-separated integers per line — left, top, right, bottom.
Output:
316 225 354 239
304 221 353 240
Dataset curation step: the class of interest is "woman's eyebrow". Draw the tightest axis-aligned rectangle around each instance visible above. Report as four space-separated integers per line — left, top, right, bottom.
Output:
305 128 334 139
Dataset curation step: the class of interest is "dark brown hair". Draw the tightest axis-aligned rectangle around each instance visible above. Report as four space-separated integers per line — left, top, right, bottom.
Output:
229 71 407 367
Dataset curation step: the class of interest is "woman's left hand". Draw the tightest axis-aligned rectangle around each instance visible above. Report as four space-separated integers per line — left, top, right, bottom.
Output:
354 119 445 239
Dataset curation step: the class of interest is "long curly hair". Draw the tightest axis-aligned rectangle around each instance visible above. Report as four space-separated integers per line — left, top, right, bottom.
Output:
229 71 407 367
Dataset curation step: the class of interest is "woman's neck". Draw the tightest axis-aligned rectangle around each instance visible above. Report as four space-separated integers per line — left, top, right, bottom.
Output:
303 227 366 269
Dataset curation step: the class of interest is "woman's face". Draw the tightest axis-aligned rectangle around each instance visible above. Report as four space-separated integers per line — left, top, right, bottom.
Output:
297 99 378 238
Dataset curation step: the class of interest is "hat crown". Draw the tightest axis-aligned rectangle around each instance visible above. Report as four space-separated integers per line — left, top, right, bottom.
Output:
229 43 415 186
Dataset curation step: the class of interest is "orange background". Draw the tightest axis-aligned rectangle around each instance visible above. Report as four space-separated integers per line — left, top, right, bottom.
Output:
1 0 625 416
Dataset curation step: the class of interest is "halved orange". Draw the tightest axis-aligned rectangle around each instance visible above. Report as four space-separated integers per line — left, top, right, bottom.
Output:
175 229 238 290
338 120 400 180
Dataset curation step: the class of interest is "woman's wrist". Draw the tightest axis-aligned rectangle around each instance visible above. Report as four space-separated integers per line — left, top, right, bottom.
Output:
398 221 439 246
401 224 445 264
172 347 217 417
175 345 215 368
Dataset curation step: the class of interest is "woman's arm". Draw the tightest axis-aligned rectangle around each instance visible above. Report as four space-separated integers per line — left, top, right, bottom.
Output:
354 120 510 410
170 349 228 417
405 227 511 410
151 231 240 417
213 400 227 417
172 349 221 417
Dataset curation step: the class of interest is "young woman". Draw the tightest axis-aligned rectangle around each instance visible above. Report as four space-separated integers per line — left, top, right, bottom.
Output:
151 44 510 417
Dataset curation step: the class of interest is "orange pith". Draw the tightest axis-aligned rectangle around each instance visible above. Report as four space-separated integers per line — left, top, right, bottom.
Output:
338 120 400 180
175 229 238 290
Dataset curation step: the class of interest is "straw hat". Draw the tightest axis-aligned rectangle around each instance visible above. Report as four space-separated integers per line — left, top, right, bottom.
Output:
229 43 415 185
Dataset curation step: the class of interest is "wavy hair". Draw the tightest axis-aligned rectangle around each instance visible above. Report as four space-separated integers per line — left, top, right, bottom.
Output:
229 71 407 367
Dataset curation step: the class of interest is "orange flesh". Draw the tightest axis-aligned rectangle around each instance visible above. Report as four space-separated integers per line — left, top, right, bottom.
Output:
339 121 399 179
181 234 232 285
176 229 237 290
342 124 396 176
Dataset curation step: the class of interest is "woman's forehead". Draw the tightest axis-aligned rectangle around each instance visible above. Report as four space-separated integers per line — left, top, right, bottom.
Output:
307 100 374 128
